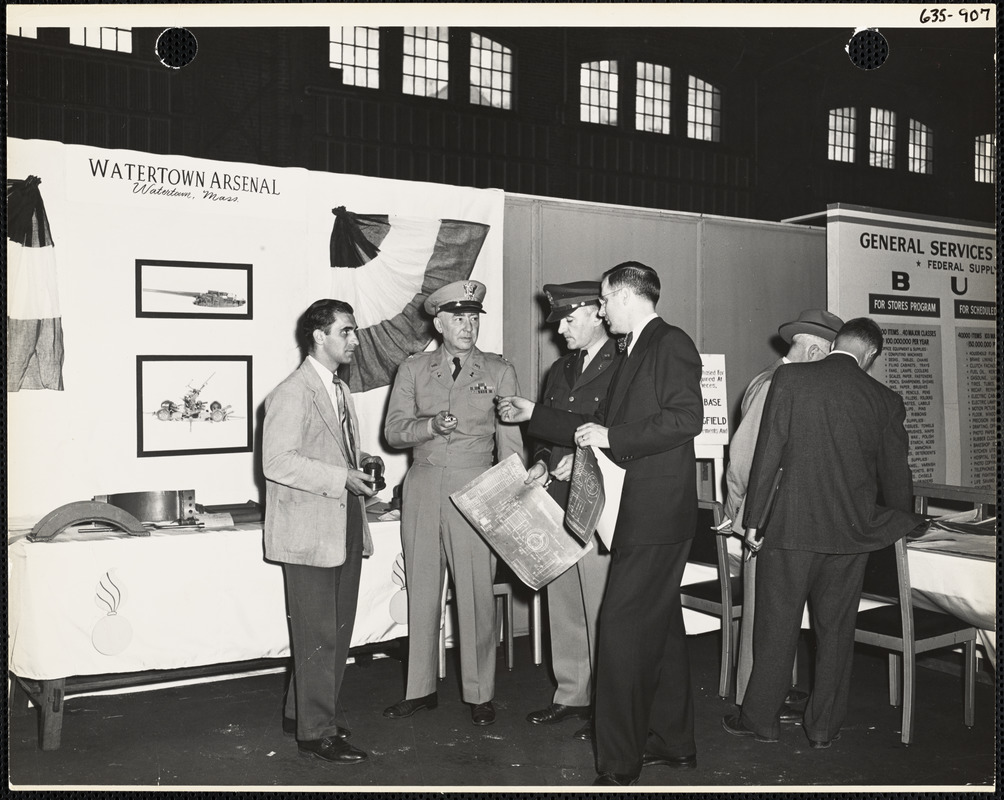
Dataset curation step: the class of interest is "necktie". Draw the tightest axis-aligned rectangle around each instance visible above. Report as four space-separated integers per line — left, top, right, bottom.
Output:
618 332 634 353
451 356 462 381
576 349 586 377
333 377 357 468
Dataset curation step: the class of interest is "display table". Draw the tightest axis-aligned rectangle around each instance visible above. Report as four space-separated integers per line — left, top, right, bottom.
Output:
8 520 407 749
906 532 996 668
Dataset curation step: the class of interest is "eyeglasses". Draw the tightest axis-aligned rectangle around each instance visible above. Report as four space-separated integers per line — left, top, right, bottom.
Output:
598 287 626 307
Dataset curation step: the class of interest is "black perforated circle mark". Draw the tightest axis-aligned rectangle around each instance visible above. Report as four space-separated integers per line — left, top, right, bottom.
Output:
157 28 198 69
847 29 889 70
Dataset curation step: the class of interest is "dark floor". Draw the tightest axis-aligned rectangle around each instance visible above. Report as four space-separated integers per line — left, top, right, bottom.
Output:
8 632 997 790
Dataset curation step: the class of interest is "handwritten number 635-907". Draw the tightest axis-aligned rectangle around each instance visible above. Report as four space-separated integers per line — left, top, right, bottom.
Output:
920 7 990 23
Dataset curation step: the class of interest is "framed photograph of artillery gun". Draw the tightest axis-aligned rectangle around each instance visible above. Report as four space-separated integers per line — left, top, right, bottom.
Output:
135 259 253 320
136 355 253 457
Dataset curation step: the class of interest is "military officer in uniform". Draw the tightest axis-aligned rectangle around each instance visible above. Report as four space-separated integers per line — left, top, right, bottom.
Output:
383 280 524 727
524 281 616 741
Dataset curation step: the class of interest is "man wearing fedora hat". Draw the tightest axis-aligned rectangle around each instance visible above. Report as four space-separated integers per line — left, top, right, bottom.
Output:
523 281 616 741
724 308 843 712
383 280 524 727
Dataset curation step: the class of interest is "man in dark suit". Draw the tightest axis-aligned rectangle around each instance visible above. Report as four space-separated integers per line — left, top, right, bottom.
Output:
524 281 616 741
724 308 843 709
499 261 704 786
722 317 920 749
262 299 382 764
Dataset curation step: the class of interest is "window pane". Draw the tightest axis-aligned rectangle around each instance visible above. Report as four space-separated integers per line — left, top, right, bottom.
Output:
974 134 995 183
908 119 933 174
827 107 857 163
403 27 449 98
68 26 132 53
329 26 380 89
635 62 671 134
470 33 513 109
869 107 896 169
687 75 721 141
580 60 619 126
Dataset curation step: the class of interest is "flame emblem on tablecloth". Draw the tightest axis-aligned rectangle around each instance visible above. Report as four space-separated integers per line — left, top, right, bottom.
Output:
91 570 134 656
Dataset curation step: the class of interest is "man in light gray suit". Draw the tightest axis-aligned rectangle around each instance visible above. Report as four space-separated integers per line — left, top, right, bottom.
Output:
263 298 382 765
725 308 842 709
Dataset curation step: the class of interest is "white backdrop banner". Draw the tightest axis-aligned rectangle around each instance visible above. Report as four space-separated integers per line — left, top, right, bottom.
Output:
8 137 505 525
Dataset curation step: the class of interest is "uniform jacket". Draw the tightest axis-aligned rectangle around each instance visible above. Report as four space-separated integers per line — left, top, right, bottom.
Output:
529 317 704 546
534 337 619 506
385 345 523 466
744 353 920 553
724 358 784 535
262 359 373 567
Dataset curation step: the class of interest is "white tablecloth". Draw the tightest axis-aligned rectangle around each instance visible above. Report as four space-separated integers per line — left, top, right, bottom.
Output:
7 521 407 681
907 544 996 668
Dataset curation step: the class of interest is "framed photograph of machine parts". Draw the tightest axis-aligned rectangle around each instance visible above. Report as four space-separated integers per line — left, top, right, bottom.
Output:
136 355 253 458
135 259 252 320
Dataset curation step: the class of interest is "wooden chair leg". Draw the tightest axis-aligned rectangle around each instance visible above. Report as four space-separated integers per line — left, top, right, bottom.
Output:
505 591 514 670
718 619 732 699
888 653 902 707
900 652 914 746
963 640 976 728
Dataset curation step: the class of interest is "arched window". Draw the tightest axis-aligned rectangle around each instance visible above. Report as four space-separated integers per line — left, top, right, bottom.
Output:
907 120 933 174
329 27 380 89
686 76 720 142
403 27 449 99
580 60 618 126
69 27 132 53
974 134 995 183
869 107 896 168
470 33 512 110
827 107 857 162
636 62 671 134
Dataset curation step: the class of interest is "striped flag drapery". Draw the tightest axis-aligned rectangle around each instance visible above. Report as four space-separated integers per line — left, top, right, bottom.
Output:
7 176 65 392
328 207 490 393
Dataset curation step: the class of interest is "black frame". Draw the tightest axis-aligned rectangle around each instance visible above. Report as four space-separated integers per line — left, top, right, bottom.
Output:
136 355 253 458
135 259 253 320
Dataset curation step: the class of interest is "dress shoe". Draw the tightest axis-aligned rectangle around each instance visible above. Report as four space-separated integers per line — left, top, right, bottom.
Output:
526 702 591 725
471 700 496 726
721 713 779 743
593 772 639 786
297 736 368 764
572 720 593 741
383 693 438 719
779 704 804 724
283 717 351 739
807 731 842 749
642 752 697 769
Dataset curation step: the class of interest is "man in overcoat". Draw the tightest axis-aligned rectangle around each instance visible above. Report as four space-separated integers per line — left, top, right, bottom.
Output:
723 317 920 748
724 308 843 707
